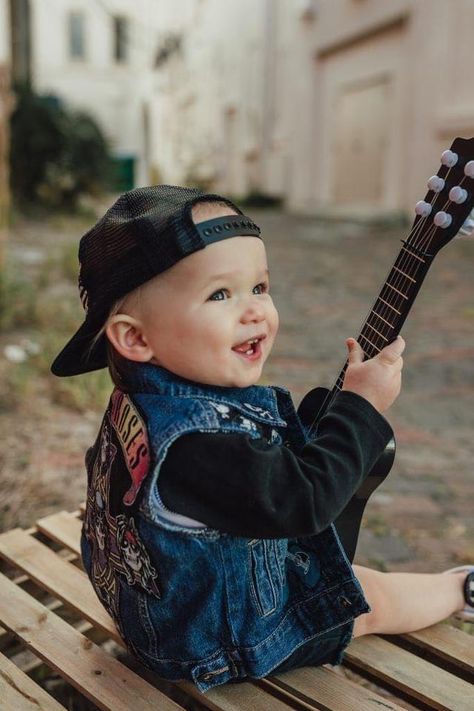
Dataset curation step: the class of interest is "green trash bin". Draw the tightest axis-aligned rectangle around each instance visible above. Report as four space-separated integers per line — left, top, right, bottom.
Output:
111 155 135 191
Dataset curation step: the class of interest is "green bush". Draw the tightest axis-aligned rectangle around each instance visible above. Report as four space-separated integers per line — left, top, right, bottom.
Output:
10 87 113 208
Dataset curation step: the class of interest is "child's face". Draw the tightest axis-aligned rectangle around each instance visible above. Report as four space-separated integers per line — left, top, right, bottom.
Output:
128 234 279 388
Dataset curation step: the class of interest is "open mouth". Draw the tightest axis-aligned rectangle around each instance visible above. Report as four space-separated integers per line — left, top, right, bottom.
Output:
232 335 266 360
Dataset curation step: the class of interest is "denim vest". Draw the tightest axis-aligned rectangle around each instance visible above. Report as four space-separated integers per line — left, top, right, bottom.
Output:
80 363 369 692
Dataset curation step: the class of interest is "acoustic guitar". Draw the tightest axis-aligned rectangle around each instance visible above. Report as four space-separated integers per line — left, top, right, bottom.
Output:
297 136 474 562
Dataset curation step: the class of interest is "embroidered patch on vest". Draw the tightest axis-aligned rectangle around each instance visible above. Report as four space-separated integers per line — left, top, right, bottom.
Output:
208 400 282 443
242 402 275 420
110 389 151 506
83 395 161 635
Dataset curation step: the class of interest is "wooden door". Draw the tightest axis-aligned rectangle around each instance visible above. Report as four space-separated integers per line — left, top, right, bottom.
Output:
332 77 391 206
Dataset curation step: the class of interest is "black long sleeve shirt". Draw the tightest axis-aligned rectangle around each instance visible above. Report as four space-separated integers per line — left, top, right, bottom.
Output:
158 391 393 538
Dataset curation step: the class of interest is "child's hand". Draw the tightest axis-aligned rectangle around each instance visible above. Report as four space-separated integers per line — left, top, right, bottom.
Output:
341 335 405 413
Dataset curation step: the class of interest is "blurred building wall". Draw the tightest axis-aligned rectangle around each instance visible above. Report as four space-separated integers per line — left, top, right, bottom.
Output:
286 0 474 216
29 0 175 187
19 0 474 217
0 0 11 265
149 0 268 193
151 0 474 218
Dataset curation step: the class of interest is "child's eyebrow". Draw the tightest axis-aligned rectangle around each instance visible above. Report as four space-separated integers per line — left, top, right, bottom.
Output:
205 268 269 285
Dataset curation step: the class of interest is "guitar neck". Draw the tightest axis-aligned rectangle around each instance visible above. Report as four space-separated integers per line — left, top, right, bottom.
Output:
328 239 435 404
309 136 474 426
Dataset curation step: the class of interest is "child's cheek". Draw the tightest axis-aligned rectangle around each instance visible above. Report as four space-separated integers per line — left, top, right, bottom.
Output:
272 305 280 338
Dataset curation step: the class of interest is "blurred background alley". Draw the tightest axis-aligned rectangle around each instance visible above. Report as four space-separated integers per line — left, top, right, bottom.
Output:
0 0 473 575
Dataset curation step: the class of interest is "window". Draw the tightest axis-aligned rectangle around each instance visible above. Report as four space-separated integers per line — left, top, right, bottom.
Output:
113 16 129 63
68 12 86 60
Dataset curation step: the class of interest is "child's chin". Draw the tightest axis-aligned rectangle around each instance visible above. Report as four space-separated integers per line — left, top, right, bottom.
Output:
229 372 261 388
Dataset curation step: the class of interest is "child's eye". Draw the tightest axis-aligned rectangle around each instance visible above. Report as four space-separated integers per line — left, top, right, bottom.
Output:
209 288 229 301
253 282 269 295
208 282 269 301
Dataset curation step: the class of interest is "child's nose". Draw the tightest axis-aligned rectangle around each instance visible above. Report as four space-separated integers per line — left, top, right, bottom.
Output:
240 297 265 323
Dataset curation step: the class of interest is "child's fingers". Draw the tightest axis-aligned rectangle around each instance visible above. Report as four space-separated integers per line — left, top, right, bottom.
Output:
379 335 405 365
346 338 364 364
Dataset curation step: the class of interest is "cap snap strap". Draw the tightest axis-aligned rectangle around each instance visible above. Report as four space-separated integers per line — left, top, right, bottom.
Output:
195 215 261 245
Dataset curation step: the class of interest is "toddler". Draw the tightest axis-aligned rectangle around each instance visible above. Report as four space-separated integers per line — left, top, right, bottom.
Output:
51 185 474 692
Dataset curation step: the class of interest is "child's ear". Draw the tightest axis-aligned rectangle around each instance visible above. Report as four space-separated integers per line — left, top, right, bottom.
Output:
105 314 153 363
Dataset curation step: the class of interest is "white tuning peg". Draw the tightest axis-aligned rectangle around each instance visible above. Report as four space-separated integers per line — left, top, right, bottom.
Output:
415 200 432 217
441 149 458 167
464 161 474 178
449 186 468 204
433 211 453 228
459 218 474 236
428 175 445 192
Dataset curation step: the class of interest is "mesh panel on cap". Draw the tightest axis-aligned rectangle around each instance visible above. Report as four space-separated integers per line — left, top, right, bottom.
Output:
79 185 240 311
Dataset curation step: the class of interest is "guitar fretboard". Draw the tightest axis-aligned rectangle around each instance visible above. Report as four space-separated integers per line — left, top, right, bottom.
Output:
331 241 434 396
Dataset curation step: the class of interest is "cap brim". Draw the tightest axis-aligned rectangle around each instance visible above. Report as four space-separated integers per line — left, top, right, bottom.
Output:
50 312 108 377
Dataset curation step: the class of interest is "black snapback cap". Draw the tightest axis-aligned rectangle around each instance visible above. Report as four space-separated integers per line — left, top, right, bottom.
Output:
51 184 261 377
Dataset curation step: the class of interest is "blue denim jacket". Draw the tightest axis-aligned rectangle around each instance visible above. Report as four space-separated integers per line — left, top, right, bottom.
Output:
81 363 369 692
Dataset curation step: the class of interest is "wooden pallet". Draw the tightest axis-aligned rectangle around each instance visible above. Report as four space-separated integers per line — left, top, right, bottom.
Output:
0 509 472 711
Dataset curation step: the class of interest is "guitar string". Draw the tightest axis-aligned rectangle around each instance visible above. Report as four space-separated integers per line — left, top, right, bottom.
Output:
340 168 467 363
321 168 468 418
365 170 469 353
357 166 464 352
304 164 468 431
335 187 451 369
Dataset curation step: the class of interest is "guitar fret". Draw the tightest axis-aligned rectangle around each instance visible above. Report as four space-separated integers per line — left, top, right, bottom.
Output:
364 323 388 341
359 334 379 353
385 282 409 300
378 297 401 315
401 246 425 263
370 310 394 328
393 266 416 283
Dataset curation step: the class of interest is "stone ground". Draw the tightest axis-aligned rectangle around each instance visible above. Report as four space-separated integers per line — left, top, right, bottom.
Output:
1 206 473 578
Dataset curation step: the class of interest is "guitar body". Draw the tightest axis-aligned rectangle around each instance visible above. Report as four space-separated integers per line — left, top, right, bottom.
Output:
297 386 396 562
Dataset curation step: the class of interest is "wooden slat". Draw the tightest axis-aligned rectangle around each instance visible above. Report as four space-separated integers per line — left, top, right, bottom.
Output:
47 507 472 674
346 635 473 710
258 666 407 711
0 526 320 710
0 651 66 711
0 573 184 711
395 624 474 677
0 560 308 711
177 678 314 711
0 528 121 644
30 508 474 710
35 511 82 555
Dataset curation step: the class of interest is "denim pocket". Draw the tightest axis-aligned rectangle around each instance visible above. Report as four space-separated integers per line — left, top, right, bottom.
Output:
248 539 285 617
118 577 160 660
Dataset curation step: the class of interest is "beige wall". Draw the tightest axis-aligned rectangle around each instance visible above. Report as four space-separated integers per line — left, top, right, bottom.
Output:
152 0 474 218
284 0 474 215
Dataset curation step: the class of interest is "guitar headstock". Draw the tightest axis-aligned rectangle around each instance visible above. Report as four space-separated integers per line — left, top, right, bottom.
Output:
411 136 474 256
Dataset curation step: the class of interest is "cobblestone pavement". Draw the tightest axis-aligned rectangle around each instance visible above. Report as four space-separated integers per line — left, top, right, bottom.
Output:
1 209 473 575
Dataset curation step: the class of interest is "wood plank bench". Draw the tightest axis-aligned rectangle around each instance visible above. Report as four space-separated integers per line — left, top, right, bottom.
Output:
0 509 472 711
